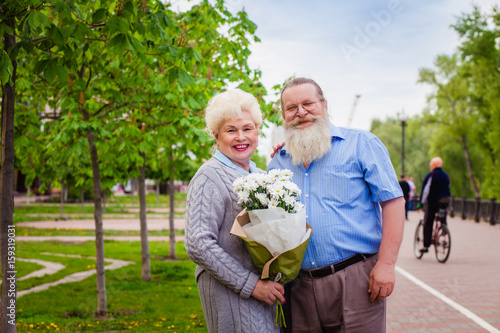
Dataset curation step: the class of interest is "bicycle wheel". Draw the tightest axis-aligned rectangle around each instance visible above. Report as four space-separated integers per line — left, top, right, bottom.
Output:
413 220 425 259
434 224 451 263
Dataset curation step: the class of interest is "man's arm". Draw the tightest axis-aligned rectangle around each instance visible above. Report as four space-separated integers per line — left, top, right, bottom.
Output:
368 196 405 302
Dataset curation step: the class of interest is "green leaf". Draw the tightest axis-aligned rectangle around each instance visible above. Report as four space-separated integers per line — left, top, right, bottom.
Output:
85 49 93 62
123 1 136 19
92 8 108 24
109 33 128 53
34 59 49 75
178 69 194 88
28 11 51 29
44 61 68 83
127 35 145 53
107 17 129 34
0 50 14 86
49 24 66 45
168 67 179 84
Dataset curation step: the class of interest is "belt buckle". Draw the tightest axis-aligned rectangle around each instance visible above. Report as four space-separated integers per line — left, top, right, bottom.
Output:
307 265 334 278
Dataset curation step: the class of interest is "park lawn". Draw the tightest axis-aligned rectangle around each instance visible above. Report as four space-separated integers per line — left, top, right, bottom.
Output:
16 240 205 332
109 192 187 207
13 226 185 237
13 205 129 215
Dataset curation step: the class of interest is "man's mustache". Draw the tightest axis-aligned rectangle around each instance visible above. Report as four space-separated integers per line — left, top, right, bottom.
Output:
289 114 321 127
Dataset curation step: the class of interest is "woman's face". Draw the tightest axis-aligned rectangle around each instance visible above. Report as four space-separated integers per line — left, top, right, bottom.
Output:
215 110 258 171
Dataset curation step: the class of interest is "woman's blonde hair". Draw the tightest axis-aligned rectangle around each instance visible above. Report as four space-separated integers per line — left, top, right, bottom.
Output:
205 88 262 135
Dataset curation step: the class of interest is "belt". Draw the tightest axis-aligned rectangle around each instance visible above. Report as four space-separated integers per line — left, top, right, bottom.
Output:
300 253 376 279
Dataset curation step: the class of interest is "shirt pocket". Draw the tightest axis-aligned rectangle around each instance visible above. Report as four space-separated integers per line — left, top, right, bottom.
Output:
324 164 357 203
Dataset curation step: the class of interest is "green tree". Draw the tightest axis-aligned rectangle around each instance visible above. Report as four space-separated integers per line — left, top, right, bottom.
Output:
418 53 481 198
452 5 500 198
2 0 194 318
1 2 28 331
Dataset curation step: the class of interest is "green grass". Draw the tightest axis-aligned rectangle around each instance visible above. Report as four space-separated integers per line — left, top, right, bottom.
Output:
10 260 44 279
12 194 204 332
14 226 185 237
15 241 205 332
14 205 129 215
109 192 187 207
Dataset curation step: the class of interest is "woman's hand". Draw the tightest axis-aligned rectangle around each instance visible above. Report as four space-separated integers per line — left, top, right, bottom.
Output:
270 142 285 158
251 279 285 305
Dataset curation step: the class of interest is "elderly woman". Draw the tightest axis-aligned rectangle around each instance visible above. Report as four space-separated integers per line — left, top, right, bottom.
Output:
185 89 285 332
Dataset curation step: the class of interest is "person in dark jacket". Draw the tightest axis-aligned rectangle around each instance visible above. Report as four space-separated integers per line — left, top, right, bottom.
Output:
419 157 451 253
399 175 411 220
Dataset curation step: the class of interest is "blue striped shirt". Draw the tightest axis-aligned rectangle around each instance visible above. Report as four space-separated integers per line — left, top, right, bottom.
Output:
268 123 403 269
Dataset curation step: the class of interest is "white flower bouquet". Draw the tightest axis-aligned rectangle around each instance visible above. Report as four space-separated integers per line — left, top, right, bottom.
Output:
230 169 312 328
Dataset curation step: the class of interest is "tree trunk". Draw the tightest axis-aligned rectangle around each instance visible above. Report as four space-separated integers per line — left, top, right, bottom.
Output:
102 191 107 214
168 151 176 259
1 25 17 333
59 181 65 219
156 179 160 205
85 129 107 317
79 73 107 316
461 135 480 198
81 186 84 213
139 152 151 281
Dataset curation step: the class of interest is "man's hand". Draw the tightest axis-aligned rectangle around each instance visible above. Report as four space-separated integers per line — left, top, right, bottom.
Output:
368 262 395 302
251 279 286 305
270 142 285 158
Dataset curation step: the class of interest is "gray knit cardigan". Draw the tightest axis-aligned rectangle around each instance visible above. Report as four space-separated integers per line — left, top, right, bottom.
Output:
185 158 280 333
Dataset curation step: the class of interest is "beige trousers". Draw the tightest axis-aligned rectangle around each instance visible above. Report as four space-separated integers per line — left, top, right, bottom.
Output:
288 254 385 333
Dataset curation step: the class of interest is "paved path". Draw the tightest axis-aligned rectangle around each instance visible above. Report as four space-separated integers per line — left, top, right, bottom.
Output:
387 210 500 332
17 253 134 298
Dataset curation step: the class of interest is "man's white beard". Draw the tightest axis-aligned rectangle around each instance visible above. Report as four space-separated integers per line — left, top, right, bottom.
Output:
284 114 331 165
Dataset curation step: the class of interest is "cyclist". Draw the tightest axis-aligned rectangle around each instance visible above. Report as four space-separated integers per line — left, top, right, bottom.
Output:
419 157 451 253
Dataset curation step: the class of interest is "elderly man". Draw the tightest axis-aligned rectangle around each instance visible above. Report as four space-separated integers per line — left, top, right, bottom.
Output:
268 77 405 332
419 156 451 254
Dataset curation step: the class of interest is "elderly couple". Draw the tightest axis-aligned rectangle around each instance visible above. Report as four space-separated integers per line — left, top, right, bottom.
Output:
185 77 405 333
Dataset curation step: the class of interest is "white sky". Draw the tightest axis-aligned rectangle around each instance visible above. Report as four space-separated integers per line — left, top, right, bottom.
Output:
171 0 498 157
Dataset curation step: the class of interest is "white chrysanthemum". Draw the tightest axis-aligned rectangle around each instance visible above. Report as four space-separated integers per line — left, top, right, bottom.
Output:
232 169 303 213
238 189 250 202
294 201 304 212
269 199 279 207
255 193 269 206
283 181 300 196
281 169 293 179
284 195 296 206
267 183 284 200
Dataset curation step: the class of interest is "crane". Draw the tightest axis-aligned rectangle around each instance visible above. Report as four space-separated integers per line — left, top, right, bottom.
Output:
346 94 361 128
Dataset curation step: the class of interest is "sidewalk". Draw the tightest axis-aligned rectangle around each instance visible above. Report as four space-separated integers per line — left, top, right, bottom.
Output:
387 210 500 332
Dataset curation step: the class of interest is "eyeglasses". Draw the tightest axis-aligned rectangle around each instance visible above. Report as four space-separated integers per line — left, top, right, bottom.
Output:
284 100 322 115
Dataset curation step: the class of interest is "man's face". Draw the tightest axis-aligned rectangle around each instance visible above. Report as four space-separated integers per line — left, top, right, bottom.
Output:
281 83 327 128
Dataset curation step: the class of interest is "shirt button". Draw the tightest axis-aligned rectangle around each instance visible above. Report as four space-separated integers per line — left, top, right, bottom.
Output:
305 173 309 176
305 194 309 197
306 215 309 219
311 262 315 265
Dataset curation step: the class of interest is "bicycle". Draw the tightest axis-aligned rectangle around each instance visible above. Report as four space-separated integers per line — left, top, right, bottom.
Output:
414 208 451 263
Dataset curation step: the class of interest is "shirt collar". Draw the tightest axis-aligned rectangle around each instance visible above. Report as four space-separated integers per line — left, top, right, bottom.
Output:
213 149 258 175
280 122 344 154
